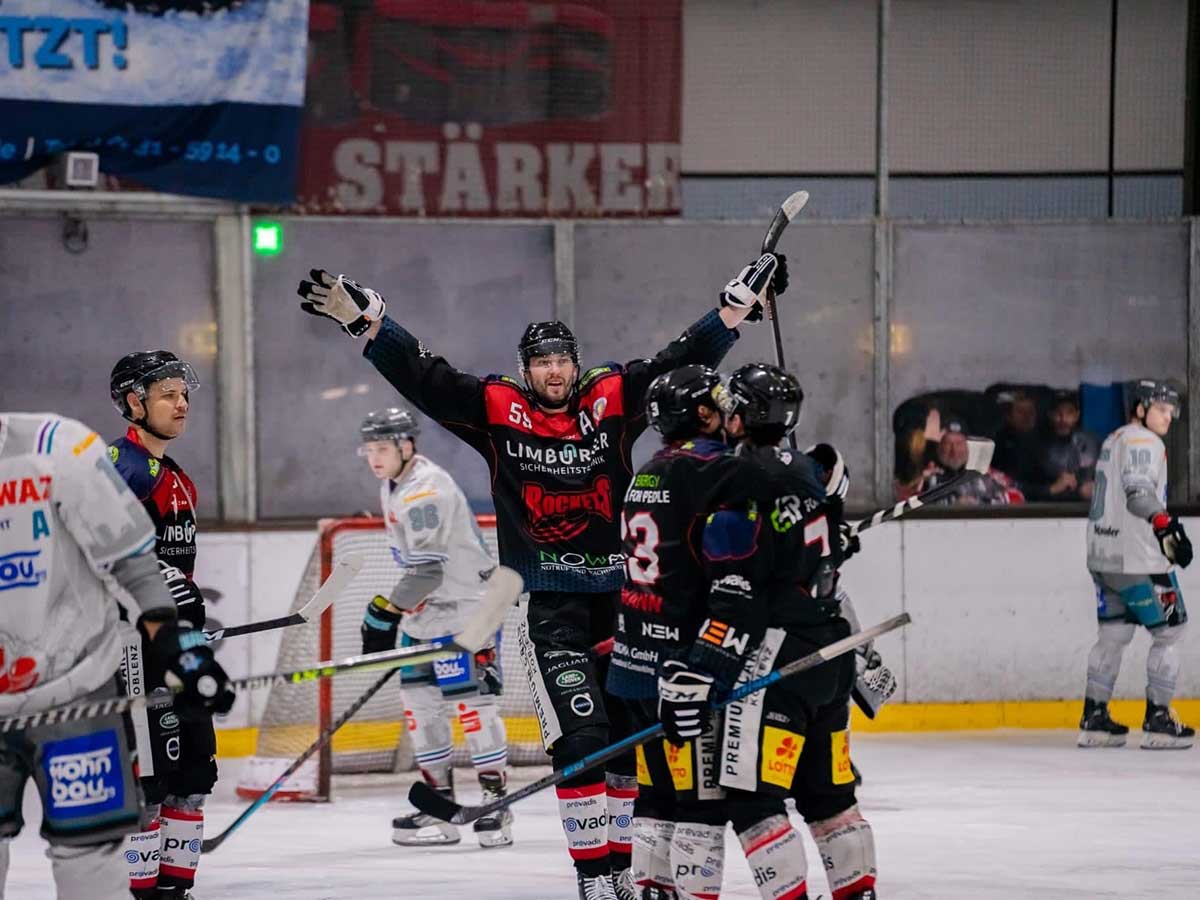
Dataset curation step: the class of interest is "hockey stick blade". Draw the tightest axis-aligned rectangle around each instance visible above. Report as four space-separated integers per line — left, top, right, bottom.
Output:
204 552 364 642
410 612 911 825
761 190 810 253
454 566 522 653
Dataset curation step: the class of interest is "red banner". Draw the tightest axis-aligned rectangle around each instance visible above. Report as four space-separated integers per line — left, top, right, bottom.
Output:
298 0 682 216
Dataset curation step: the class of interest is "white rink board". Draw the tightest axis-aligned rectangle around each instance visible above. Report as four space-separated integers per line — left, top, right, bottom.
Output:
8 732 1200 899
196 517 1200 734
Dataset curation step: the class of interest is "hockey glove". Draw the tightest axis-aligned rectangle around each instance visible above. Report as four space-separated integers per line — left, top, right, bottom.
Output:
851 648 897 719
297 269 386 338
1151 513 1193 568
838 520 861 562
148 621 235 719
361 596 403 655
719 252 781 323
474 647 503 695
158 560 205 628
657 659 713 745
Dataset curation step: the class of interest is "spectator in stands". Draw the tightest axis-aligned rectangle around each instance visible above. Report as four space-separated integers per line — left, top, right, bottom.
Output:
922 419 1023 505
991 389 1042 484
1023 390 1098 502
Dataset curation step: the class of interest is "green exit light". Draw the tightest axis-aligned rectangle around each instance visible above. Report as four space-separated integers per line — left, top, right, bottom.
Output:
253 222 282 256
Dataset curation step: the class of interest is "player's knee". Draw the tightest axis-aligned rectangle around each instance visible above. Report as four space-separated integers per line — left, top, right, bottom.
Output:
810 805 877 900
796 788 857 825
726 792 787 834
552 725 609 786
736 813 809 900
1098 620 1136 648
1151 622 1186 647
49 840 130 900
674 800 727 829
163 792 206 812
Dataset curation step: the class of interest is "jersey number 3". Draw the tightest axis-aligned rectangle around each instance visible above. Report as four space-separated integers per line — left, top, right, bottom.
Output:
621 511 661 585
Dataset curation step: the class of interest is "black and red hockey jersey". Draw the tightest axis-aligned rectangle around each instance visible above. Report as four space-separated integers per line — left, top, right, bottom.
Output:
363 309 739 593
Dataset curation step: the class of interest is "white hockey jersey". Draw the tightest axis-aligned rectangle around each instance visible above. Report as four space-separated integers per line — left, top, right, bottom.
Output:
381 454 497 639
1086 423 1169 574
0 413 160 714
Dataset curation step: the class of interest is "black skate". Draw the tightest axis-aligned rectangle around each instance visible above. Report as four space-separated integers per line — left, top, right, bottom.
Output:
1141 702 1195 750
393 781 461 845
577 871 618 900
611 866 637 900
472 772 514 848
639 888 677 900
1077 698 1128 748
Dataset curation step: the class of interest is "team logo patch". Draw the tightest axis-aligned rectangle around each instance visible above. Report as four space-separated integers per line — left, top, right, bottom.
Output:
108 446 120 464
148 458 160 477
433 651 472 687
43 729 125 819
522 475 613 542
592 397 607 420
760 726 803 789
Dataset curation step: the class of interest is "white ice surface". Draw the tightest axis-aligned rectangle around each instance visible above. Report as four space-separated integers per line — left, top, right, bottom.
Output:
8 730 1200 899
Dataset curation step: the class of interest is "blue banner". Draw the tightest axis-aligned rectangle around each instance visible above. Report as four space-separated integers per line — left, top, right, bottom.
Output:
0 0 307 202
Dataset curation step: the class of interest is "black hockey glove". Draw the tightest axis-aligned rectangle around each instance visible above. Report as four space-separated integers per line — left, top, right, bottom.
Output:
297 269 387 338
657 659 713 745
719 252 781 323
158 560 205 628
1151 513 1193 568
361 596 403 655
838 520 861 562
148 620 235 719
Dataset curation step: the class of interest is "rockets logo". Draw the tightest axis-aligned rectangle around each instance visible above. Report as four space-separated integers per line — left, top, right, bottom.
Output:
522 475 613 542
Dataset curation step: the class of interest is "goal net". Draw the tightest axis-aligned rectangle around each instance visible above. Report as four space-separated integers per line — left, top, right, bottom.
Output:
235 516 546 801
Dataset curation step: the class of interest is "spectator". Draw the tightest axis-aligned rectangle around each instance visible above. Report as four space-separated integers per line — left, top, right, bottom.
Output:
922 419 1023 505
991 389 1043 483
1023 390 1099 502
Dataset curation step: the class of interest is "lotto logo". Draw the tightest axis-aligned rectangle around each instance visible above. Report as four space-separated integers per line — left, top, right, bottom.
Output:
664 739 694 792
760 726 803 789
43 730 124 819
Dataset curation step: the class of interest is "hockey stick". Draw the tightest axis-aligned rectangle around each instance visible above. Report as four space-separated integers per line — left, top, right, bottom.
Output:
204 552 365 642
759 190 809 448
0 567 523 733
848 437 995 538
201 667 400 853
410 612 911 825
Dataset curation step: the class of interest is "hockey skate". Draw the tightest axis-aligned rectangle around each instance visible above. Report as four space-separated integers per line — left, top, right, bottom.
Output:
393 780 461 846
611 866 637 900
1077 698 1128 747
472 772 514 848
1140 701 1195 750
577 871 619 900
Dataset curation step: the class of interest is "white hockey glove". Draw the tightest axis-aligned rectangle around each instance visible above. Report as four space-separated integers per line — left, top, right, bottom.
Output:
658 659 713 745
719 252 785 322
297 268 386 338
851 648 897 719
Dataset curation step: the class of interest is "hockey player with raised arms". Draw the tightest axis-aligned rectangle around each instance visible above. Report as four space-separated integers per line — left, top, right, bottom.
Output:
719 364 877 900
0 411 233 900
603 365 779 900
355 406 514 848
108 351 219 898
296 253 788 899
1080 379 1194 749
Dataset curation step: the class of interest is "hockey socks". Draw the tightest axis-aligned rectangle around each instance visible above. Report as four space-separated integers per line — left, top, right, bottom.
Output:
738 815 808 900
632 817 675 896
558 782 611 876
670 821 725 900
811 806 877 900
158 804 204 893
606 773 637 863
126 816 160 896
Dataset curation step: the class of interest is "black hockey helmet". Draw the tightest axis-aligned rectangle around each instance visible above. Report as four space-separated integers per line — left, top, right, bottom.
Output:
518 321 579 372
646 365 722 440
806 442 850 500
1130 379 1183 418
110 350 199 421
720 363 803 444
360 407 419 444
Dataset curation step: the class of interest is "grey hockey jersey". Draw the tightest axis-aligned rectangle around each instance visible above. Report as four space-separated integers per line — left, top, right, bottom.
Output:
1086 423 1169 574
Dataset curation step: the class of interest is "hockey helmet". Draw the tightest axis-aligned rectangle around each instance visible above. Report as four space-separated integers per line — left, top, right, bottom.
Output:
1131 379 1182 418
806 442 850 501
720 363 803 443
110 350 199 421
646 365 722 440
517 321 579 372
360 407 419 445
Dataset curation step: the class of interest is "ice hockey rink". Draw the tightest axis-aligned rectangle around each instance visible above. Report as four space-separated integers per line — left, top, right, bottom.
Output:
8 729 1199 899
